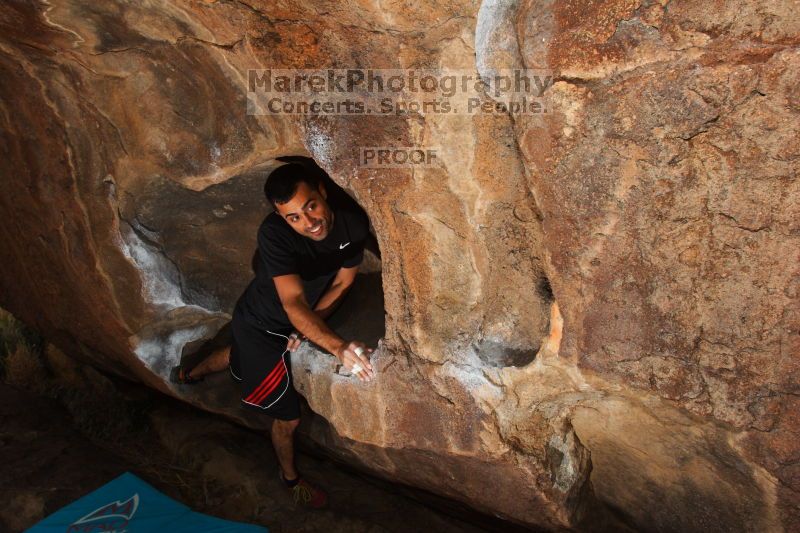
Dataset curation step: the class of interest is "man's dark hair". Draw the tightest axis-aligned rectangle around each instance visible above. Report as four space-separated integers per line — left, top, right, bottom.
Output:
263 163 320 205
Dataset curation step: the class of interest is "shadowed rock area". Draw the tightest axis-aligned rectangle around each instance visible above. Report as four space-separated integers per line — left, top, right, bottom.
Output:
0 0 797 531
0 340 500 533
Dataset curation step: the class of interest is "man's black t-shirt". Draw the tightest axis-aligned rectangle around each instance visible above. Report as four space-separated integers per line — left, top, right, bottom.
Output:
236 193 370 331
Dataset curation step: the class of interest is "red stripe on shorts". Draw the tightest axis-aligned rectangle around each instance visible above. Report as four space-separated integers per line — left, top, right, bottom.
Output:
251 366 286 405
245 362 284 403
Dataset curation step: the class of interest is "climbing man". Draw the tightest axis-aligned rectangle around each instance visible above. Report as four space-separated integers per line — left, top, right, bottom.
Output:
170 162 375 508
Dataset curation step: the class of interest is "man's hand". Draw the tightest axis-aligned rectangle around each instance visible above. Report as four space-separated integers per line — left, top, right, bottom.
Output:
286 330 307 351
336 341 375 382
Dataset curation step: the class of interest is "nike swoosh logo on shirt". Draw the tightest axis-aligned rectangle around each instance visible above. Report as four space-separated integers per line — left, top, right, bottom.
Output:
339 242 350 249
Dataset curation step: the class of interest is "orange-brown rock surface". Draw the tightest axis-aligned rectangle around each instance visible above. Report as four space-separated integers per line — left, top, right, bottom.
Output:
0 1 797 531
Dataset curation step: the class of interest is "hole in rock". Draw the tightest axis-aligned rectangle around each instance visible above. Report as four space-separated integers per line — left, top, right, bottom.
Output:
275 156 385 349
537 275 554 303
474 340 538 368
473 274 553 368
165 156 385 390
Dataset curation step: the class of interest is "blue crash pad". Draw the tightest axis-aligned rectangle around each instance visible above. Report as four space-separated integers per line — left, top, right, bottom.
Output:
26 472 268 533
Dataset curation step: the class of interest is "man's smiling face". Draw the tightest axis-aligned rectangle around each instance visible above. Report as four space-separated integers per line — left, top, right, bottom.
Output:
274 181 334 241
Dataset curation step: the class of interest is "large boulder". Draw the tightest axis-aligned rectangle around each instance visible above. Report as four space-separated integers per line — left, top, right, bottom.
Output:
0 0 797 530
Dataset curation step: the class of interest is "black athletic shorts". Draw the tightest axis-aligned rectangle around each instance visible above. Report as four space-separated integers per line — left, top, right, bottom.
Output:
229 306 300 421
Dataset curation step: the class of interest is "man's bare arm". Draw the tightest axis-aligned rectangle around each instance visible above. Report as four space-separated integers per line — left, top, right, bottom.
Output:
273 273 345 356
273 273 373 380
285 265 356 351
312 265 358 320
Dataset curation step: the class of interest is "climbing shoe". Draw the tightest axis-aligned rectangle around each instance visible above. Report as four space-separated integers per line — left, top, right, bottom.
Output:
281 472 328 509
169 364 203 385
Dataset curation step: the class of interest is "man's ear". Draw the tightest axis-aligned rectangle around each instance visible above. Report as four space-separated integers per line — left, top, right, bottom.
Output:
318 182 327 199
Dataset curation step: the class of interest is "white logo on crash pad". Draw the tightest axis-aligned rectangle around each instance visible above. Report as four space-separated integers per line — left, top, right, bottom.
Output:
69 494 139 532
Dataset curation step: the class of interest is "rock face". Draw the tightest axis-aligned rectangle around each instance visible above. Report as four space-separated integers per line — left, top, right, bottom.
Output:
0 0 797 531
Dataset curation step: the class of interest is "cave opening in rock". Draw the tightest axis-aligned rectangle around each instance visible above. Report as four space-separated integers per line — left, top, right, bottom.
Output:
275 156 385 349
170 155 385 392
